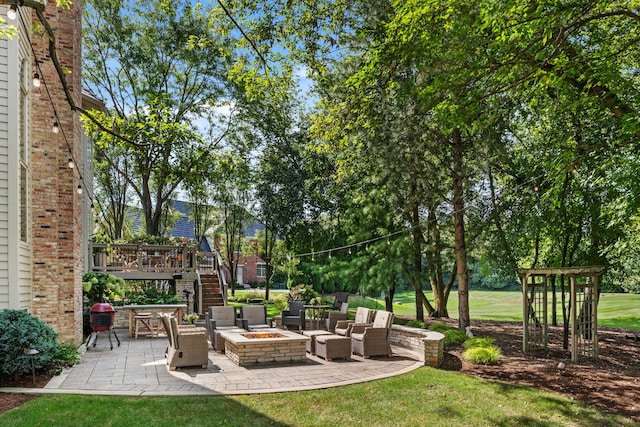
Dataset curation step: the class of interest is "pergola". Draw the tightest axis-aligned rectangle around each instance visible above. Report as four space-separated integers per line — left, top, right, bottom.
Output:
517 266 606 362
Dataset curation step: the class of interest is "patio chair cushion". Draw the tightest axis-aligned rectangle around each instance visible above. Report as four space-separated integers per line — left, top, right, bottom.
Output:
335 307 373 337
209 306 237 327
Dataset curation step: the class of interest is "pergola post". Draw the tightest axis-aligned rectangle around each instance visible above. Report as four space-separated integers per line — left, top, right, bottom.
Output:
569 275 578 362
517 266 604 362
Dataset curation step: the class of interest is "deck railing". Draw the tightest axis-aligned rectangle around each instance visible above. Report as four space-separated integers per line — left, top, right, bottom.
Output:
89 243 217 274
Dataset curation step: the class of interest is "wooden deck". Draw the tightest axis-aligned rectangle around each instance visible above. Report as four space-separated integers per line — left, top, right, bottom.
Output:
89 243 216 281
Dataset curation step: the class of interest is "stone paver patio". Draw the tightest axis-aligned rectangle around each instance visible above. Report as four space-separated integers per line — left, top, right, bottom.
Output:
3 329 423 396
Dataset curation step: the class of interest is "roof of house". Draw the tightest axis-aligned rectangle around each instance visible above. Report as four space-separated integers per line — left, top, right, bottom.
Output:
124 200 262 251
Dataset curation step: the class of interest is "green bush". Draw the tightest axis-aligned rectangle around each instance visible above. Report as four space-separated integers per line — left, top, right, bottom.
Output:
0 310 60 379
427 323 468 346
82 273 127 304
462 337 495 349
269 294 289 311
405 320 426 328
462 345 502 365
243 290 266 301
123 287 179 305
53 342 81 370
287 284 320 303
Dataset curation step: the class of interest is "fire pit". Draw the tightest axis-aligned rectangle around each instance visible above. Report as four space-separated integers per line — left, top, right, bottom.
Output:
242 332 286 339
220 329 310 366
87 302 120 350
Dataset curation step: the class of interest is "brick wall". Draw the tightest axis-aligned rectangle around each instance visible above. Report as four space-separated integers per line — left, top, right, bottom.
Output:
30 2 84 344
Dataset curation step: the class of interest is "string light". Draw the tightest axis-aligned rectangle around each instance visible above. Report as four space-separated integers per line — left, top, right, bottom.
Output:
17 9 97 216
7 3 17 20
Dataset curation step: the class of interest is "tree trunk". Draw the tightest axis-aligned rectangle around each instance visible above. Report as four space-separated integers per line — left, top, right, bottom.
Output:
385 282 396 312
410 194 425 321
452 128 470 330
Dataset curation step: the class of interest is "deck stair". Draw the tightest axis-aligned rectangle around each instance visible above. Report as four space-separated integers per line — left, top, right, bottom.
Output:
200 272 225 313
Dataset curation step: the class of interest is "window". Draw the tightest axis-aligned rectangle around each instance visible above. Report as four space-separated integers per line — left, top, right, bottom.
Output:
19 59 29 242
256 263 266 278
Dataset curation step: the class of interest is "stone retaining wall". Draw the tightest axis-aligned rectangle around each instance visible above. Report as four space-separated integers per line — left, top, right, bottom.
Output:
389 325 445 368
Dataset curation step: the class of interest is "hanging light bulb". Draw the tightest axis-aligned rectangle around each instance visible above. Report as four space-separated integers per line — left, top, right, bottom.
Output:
77 185 83 195
52 122 60 134
7 4 17 20
32 72 41 88
68 158 74 169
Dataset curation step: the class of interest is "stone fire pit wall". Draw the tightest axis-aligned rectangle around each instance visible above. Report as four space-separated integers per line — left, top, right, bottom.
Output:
223 332 310 366
389 325 444 368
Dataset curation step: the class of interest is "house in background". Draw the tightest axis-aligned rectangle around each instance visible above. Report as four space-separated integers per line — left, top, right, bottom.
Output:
233 222 268 287
0 2 88 343
166 201 267 287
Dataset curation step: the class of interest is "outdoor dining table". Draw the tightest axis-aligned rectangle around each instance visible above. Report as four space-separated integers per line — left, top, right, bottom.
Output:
120 304 187 338
304 305 331 330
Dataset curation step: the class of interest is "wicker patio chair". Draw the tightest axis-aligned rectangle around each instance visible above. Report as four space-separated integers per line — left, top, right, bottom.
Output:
281 301 307 331
325 302 349 332
350 310 394 358
166 316 209 370
334 306 374 337
237 305 272 330
331 292 349 310
207 306 245 352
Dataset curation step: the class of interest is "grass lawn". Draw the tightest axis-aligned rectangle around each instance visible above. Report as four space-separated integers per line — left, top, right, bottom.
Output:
316 290 640 331
1 290 637 425
232 289 639 330
0 367 634 426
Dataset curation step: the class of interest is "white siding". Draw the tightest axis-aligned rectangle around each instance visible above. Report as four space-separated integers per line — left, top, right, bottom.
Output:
0 35 9 308
0 9 33 310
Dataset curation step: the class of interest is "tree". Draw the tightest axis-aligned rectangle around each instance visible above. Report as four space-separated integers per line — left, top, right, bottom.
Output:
93 144 131 241
83 0 235 236
211 153 251 296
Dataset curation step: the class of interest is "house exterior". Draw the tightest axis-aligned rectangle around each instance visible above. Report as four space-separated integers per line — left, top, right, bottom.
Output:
224 223 268 287
0 2 86 343
166 201 267 287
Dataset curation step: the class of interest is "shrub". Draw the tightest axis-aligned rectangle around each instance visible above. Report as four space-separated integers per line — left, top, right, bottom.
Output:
462 337 495 350
269 293 289 311
0 310 60 379
123 287 179 305
428 323 468 346
462 345 502 365
287 284 320 303
54 342 81 369
243 290 266 301
406 320 426 329
82 273 127 304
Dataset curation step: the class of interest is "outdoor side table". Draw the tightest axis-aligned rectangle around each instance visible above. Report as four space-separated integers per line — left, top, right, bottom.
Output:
303 305 330 330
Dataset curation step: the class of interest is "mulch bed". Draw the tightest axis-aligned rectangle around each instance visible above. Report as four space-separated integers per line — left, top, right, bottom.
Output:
0 319 638 421
0 372 51 414
436 318 640 421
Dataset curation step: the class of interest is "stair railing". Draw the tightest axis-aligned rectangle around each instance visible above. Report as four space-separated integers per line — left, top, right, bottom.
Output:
214 248 229 306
